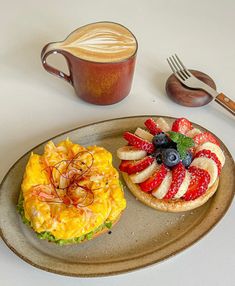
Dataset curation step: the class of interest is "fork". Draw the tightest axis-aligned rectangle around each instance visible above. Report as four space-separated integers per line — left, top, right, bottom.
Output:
167 54 235 116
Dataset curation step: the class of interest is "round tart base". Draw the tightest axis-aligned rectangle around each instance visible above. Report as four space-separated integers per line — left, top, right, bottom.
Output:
122 172 219 212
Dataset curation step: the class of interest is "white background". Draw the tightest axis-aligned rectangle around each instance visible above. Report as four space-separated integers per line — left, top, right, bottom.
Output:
0 0 235 285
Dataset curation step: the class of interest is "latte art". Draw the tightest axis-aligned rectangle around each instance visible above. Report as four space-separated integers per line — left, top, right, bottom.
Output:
69 30 134 52
58 22 137 62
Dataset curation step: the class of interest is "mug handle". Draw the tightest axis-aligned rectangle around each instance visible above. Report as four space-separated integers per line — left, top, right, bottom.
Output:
41 43 72 84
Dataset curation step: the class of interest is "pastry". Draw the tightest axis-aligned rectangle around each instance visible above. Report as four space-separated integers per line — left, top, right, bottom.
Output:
117 117 225 212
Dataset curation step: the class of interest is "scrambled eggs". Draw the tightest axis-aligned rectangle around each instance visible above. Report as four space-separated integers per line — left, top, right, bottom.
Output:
19 139 126 244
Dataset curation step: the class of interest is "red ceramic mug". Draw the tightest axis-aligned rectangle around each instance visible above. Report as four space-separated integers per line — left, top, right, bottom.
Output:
41 22 138 105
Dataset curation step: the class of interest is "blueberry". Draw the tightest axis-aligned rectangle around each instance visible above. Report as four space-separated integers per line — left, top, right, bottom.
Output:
152 148 163 164
181 151 193 168
162 148 180 167
152 132 169 148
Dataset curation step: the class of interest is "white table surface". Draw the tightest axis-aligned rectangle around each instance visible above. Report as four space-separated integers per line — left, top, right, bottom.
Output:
1 0 235 285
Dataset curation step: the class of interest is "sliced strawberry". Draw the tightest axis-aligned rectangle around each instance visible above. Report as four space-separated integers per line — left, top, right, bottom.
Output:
194 150 222 175
164 162 186 199
144 118 162 135
193 132 220 147
171 118 192 134
183 166 210 201
119 160 131 173
139 164 167 192
119 156 154 175
128 157 154 174
123 132 155 153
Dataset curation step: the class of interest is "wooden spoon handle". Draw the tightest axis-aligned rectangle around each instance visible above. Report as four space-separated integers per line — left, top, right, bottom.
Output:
215 93 235 116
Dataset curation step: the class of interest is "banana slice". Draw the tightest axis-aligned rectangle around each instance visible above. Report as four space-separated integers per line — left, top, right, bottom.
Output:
190 157 218 187
152 171 172 199
135 128 153 142
196 142 225 166
156 117 170 132
174 170 191 199
117 146 147 160
186 128 201 138
130 160 158 183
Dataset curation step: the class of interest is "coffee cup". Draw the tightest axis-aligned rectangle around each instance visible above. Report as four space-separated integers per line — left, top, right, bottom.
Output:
41 21 138 105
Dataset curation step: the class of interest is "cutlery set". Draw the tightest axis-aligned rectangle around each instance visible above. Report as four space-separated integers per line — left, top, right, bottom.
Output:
167 54 235 116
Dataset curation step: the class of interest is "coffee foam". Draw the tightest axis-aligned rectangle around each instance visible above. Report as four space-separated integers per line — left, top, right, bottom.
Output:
59 22 137 62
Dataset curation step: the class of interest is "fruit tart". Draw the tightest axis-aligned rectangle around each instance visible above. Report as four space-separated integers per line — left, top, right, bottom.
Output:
117 117 225 212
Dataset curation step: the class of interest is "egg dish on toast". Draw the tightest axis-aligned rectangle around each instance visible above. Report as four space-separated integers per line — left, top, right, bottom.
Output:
18 139 126 245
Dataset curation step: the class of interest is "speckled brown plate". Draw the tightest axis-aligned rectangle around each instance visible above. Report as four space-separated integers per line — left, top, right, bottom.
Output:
0 116 234 277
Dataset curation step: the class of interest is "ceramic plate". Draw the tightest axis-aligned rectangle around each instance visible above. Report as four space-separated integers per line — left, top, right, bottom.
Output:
0 116 234 277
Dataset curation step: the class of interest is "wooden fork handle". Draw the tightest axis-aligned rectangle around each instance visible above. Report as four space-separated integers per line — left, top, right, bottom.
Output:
215 93 235 116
